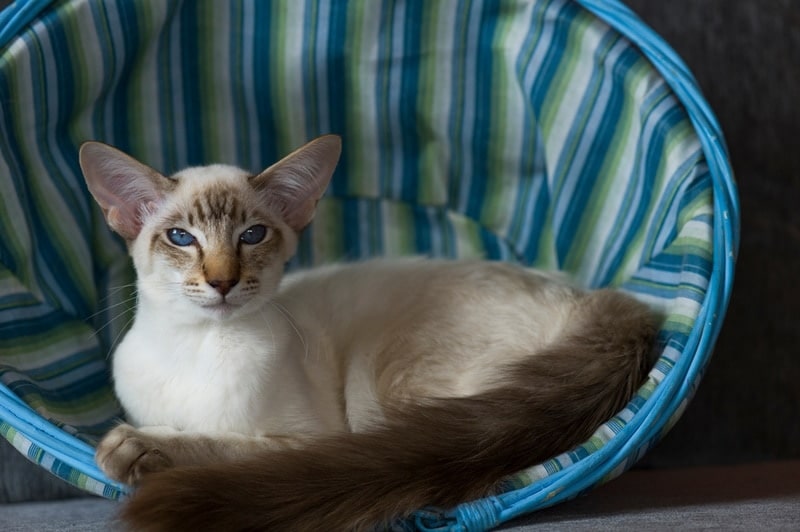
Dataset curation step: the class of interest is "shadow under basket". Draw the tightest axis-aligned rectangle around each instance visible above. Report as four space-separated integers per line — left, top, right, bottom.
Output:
0 1 738 530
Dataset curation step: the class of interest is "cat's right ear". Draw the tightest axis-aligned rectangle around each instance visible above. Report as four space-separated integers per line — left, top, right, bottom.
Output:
79 142 176 240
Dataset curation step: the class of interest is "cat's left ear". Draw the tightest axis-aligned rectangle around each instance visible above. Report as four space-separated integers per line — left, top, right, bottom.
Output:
251 135 342 232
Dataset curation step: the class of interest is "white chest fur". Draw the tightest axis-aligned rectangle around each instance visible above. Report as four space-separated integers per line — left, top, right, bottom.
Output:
112 305 333 435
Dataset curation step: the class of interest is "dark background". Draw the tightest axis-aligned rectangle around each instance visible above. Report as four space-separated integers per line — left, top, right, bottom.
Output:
627 0 800 467
1 0 798 501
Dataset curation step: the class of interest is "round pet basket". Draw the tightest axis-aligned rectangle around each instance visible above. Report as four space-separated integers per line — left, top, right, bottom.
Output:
0 1 738 530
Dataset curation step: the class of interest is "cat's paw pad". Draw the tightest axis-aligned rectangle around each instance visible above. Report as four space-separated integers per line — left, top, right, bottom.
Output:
96 424 173 484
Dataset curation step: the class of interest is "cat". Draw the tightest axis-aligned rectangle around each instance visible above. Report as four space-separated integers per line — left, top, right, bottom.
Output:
79 135 660 532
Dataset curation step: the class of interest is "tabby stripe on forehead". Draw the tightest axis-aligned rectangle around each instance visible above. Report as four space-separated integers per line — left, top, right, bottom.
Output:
193 198 208 224
212 192 235 221
191 189 244 223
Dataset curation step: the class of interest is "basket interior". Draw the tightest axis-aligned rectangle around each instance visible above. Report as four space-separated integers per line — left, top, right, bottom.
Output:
0 0 714 506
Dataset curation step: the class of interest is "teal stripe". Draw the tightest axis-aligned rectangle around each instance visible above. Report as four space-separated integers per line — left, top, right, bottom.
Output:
324 3 348 195
447 0 473 215
466 1 497 221
398 1 422 202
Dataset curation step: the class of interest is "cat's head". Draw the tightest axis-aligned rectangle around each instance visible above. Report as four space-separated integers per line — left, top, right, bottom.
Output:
79 136 341 321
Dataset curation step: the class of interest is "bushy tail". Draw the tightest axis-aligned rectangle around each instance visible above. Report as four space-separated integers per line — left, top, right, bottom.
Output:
121 290 659 531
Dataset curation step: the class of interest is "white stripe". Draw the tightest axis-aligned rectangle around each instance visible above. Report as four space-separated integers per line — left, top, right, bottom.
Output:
209 3 235 163
419 1 456 206
135 3 167 168
278 2 308 149
551 35 628 235
492 2 536 236
539 18 607 183
349 4 382 196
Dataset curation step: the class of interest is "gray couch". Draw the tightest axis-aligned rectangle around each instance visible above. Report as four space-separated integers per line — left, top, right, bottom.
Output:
2 450 798 530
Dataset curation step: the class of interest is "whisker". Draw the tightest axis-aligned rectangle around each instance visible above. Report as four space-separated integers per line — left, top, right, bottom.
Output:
269 301 308 361
89 305 136 341
96 283 138 305
259 308 278 364
85 295 139 323
103 282 138 293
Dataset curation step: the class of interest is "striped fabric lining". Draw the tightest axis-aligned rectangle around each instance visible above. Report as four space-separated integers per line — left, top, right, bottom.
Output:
0 0 734 529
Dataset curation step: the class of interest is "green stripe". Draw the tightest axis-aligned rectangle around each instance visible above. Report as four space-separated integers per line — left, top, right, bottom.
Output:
479 8 516 233
416 2 444 206
0 320 90 358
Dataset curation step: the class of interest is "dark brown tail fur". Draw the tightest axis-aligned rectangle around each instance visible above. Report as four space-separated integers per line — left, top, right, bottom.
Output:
121 290 659 531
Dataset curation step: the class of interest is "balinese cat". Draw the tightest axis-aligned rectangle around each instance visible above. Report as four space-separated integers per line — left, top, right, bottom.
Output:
79 135 659 531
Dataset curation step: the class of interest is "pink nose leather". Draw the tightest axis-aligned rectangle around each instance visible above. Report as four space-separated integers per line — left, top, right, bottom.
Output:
207 279 238 296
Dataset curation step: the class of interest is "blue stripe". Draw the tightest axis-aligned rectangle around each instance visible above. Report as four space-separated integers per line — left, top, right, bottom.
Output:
466 1 497 222
301 1 319 139
155 3 182 171
20 27 88 317
527 0 575 117
341 198 363 260
480 226 503 261
511 3 551 264
248 2 278 168
177 2 203 165
108 0 141 154
86 1 115 144
446 0 472 213
597 103 692 284
324 3 348 195
0 311 72 343
399 1 422 203
375 1 393 200
412 205 433 256
0 292 41 312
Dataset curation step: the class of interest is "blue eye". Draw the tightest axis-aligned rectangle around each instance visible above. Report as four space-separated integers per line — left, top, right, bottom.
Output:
240 224 267 245
166 228 196 246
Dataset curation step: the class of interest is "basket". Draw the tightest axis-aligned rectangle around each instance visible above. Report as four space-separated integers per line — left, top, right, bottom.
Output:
0 1 738 529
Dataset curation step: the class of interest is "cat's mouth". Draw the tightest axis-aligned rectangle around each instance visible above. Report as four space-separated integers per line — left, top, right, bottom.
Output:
201 301 240 318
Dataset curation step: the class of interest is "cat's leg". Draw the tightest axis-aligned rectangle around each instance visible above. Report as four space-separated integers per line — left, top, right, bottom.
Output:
96 424 305 485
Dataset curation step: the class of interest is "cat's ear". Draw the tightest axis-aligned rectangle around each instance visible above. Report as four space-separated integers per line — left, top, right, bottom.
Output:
250 135 342 232
79 142 176 240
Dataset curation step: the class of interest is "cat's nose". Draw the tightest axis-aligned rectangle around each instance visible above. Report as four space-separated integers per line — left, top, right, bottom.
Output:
207 278 239 296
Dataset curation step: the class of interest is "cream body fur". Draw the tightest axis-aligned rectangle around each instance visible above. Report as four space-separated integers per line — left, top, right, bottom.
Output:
79 135 659 531
117 258 576 436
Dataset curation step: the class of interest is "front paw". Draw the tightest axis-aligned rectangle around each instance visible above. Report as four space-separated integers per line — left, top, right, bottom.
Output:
96 424 173 484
